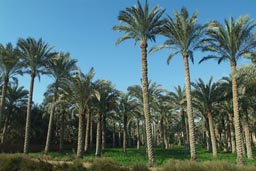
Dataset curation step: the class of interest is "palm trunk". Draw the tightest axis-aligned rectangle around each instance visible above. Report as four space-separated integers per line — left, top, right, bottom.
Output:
89 113 93 149
0 77 8 130
208 110 217 157
59 109 65 151
140 41 154 166
95 112 102 157
182 53 196 160
112 123 116 147
123 113 127 153
77 112 85 158
1 112 9 144
230 62 243 165
44 96 56 154
160 115 165 150
24 72 35 154
228 113 236 153
136 119 140 150
101 113 106 151
243 111 253 160
84 111 91 152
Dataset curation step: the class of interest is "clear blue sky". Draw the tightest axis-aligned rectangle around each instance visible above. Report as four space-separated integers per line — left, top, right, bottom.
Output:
0 0 255 103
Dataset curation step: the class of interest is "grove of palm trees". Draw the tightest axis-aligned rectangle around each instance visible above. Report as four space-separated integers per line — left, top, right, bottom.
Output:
0 1 256 170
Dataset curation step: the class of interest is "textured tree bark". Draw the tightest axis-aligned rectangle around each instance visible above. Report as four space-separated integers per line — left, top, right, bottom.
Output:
123 113 127 153
101 113 106 151
231 62 244 165
44 96 56 154
208 110 217 157
1 113 9 144
228 113 236 153
140 41 155 166
243 111 253 160
112 123 116 147
182 53 196 161
0 77 8 130
24 72 35 154
95 112 102 157
136 119 140 150
59 109 65 152
76 112 85 158
84 111 91 152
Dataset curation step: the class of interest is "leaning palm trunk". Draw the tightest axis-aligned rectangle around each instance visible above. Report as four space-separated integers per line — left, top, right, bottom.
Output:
208 110 217 157
182 53 196 161
231 62 243 165
84 111 91 153
24 73 35 154
140 41 154 166
44 96 56 154
77 112 86 158
243 111 253 160
0 77 8 130
95 112 102 157
101 113 106 151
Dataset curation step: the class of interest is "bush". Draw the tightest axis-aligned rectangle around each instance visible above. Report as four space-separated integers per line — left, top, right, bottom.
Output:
0 154 52 171
89 158 129 171
132 163 149 171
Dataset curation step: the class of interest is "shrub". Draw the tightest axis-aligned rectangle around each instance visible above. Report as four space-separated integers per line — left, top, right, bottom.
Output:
132 163 149 171
89 158 129 171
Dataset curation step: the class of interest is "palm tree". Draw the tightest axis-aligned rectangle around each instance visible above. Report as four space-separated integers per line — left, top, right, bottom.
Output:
199 16 256 165
150 7 205 160
192 77 220 158
113 0 165 166
169 86 188 151
61 68 96 158
1 82 28 144
17 37 56 154
44 52 77 154
0 43 22 131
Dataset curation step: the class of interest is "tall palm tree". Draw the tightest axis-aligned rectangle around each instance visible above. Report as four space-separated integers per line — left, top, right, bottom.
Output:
44 52 77 154
192 77 220 158
17 37 56 154
113 0 165 166
0 43 22 130
61 68 96 158
150 7 205 160
199 16 256 165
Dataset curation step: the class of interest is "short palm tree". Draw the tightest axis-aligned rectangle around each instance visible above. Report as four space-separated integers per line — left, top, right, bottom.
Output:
192 77 220 158
150 7 205 160
0 43 22 130
44 52 77 154
17 37 56 154
199 16 256 165
113 0 165 166
61 68 96 158
1 82 28 144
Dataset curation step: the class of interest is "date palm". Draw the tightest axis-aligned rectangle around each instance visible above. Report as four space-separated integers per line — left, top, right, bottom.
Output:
113 0 165 166
61 68 96 158
199 16 256 165
0 43 22 130
17 37 56 154
44 52 77 154
192 77 220 158
150 7 205 160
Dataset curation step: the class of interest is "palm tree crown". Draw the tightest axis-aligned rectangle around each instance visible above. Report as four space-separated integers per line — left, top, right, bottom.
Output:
199 16 256 65
113 0 165 45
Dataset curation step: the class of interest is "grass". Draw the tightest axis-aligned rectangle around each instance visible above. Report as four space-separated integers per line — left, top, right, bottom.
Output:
28 145 256 167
